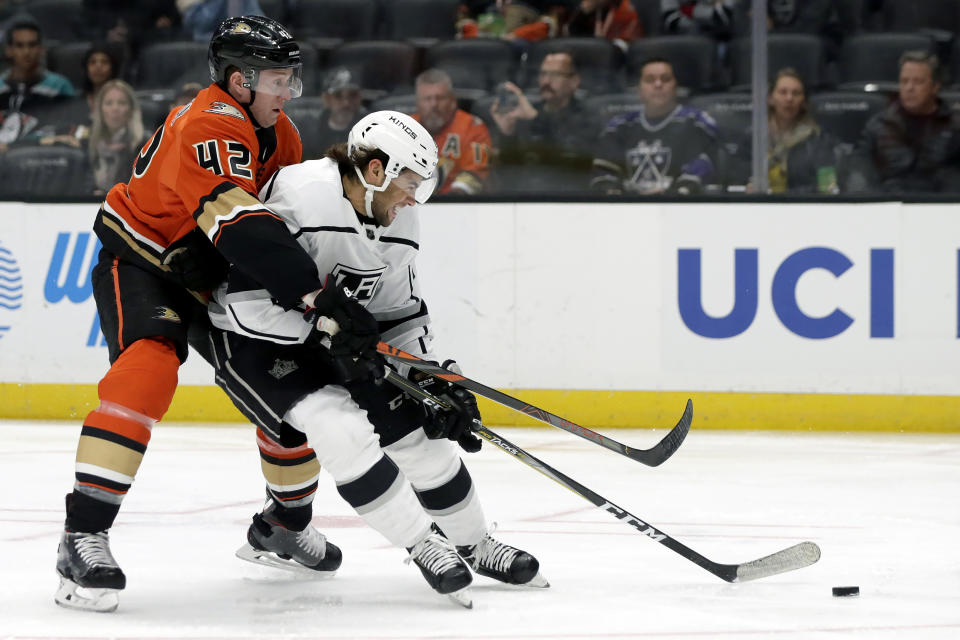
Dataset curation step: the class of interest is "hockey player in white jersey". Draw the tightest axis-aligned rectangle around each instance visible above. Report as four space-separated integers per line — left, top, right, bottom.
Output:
208 110 547 606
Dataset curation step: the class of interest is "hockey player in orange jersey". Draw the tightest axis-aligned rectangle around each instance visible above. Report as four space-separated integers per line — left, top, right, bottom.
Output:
413 68 492 195
55 16 381 612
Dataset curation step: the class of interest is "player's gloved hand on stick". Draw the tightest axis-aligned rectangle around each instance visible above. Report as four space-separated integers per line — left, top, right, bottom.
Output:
412 360 482 452
160 228 230 291
303 276 384 382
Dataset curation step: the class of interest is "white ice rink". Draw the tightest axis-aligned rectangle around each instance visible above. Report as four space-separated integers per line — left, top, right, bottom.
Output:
1 420 958 639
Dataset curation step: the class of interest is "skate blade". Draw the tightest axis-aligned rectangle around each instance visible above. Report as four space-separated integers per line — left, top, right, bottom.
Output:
54 576 119 613
235 543 337 579
446 587 473 609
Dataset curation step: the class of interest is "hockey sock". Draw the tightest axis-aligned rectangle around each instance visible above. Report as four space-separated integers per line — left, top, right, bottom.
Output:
265 500 313 531
414 461 486 547
64 490 121 534
286 387 432 549
69 338 178 532
256 428 320 510
335 455 433 549
385 432 488 546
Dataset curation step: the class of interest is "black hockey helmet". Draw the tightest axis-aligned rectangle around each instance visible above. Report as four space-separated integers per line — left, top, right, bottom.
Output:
208 15 303 98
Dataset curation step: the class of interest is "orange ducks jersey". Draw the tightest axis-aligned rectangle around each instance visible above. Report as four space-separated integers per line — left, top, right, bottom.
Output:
94 83 324 304
413 109 491 195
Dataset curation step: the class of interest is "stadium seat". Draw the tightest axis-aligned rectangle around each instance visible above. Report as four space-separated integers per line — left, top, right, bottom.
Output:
292 43 322 96
525 37 624 94
137 91 174 131
626 36 719 93
881 0 960 34
0 145 90 199
135 41 208 90
950 40 960 88
291 0 378 40
585 92 642 131
327 41 418 97
21 0 82 42
808 91 890 148
425 40 519 94
258 0 288 22
839 33 934 91
728 34 827 91
940 90 960 114
281 96 326 158
381 0 460 40
370 94 418 115
46 42 93 92
634 0 663 36
835 0 865 34
688 92 753 187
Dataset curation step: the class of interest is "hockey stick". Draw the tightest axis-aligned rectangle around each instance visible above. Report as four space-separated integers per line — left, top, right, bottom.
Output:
377 342 692 468
381 368 821 583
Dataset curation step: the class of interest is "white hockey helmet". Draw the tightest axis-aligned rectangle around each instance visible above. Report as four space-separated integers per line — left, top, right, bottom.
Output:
347 110 439 211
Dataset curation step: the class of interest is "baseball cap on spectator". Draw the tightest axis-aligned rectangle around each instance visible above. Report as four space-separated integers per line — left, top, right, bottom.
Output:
323 67 360 94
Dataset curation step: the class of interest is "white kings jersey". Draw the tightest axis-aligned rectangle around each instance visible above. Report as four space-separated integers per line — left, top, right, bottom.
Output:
209 157 437 359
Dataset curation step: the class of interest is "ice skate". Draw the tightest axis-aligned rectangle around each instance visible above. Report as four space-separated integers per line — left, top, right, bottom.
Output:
405 525 473 608
54 530 126 612
236 511 342 576
458 526 549 588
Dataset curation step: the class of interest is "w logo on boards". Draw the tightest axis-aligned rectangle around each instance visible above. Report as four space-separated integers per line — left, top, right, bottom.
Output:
44 232 106 347
0 241 24 340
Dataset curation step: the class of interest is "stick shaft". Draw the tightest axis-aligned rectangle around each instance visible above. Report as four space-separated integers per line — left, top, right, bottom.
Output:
378 342 691 467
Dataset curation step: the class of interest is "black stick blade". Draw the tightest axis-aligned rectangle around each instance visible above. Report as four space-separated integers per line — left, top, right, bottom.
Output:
630 398 693 466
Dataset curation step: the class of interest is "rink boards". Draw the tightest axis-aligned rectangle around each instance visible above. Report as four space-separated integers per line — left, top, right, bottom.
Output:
1 201 957 431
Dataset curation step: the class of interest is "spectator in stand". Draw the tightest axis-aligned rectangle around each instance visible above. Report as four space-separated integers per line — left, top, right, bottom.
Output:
88 79 145 195
564 0 641 49
765 0 832 34
456 1 567 43
81 1 182 57
172 81 203 107
846 50 960 194
310 67 367 160
0 20 74 152
731 0 840 60
82 44 121 115
178 0 264 42
661 0 737 39
489 51 593 191
592 57 719 194
413 68 492 195
0 1 27 43
756 68 838 193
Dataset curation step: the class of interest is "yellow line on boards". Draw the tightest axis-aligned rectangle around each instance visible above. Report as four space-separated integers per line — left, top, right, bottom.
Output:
0 384 957 432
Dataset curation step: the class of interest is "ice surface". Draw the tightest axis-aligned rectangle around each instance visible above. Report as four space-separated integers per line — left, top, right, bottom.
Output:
1 421 958 639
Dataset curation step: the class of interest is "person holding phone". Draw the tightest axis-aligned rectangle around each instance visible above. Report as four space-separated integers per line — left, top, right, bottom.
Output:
488 51 594 192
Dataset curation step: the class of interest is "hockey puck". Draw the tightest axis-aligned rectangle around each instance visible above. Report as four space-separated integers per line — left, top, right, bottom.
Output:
832 586 859 597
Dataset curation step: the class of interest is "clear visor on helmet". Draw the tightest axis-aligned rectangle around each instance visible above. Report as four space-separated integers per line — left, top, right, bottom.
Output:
252 64 303 99
391 170 439 204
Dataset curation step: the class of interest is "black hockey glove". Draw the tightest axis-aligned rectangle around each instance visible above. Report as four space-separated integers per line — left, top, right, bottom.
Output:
412 360 482 453
160 228 230 292
304 276 384 382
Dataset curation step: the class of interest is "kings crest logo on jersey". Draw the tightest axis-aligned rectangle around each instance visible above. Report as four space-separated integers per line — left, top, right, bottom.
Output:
269 358 299 380
204 101 246 121
331 264 387 302
626 140 673 192
0 241 24 341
